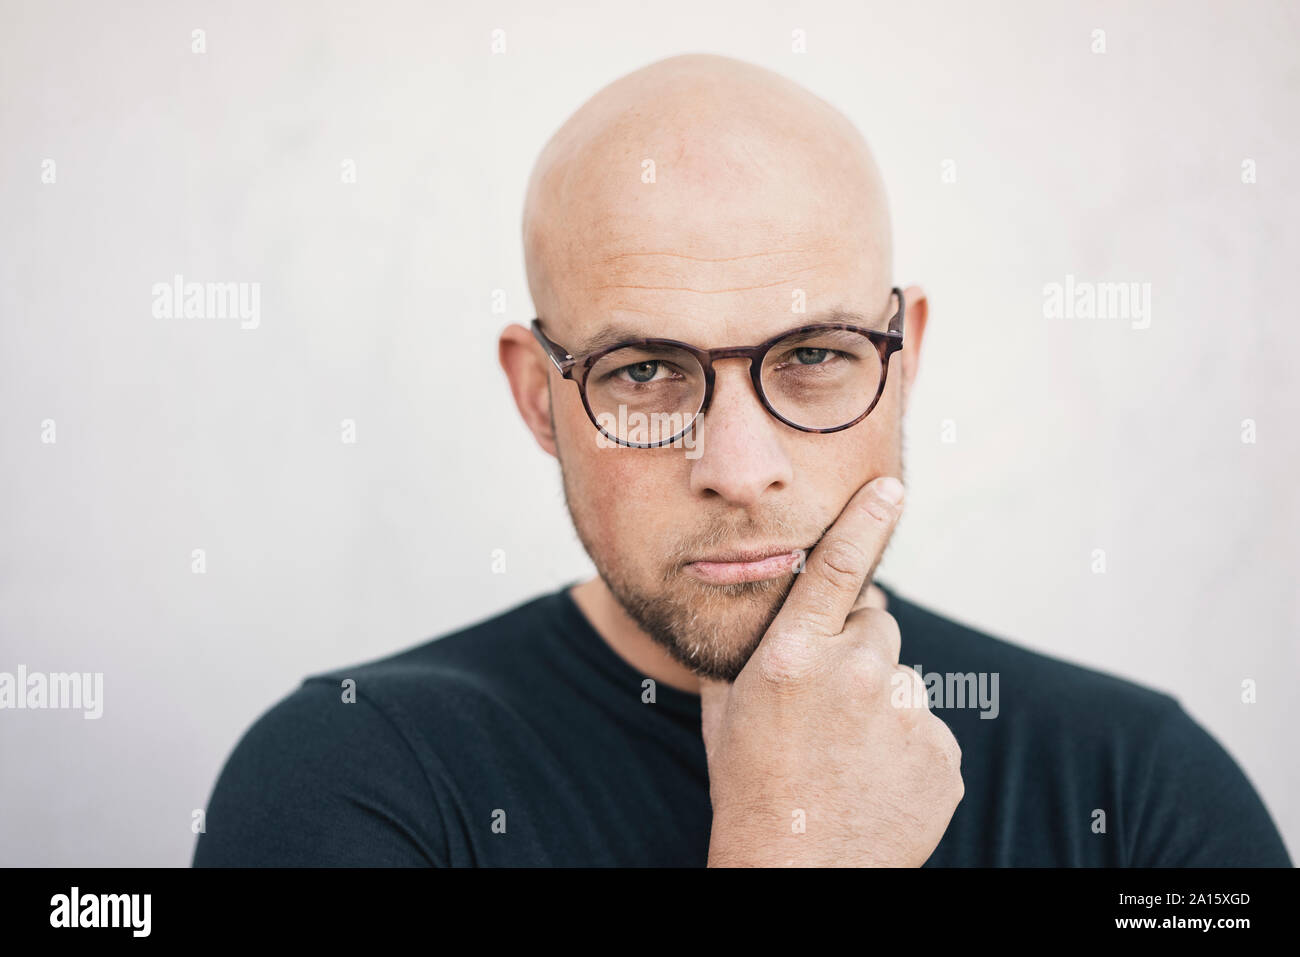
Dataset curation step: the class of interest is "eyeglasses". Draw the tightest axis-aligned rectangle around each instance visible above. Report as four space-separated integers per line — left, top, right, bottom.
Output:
530 287 905 448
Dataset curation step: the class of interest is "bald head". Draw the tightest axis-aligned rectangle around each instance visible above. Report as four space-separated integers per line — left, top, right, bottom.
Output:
522 54 893 331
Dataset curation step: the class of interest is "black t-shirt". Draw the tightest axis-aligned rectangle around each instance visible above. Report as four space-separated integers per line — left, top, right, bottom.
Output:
193 582 1291 867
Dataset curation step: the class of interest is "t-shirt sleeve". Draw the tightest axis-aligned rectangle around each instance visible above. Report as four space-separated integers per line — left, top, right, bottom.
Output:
1128 699 1292 866
193 679 448 866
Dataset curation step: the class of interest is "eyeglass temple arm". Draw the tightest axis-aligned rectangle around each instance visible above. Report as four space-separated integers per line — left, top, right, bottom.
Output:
531 319 578 375
887 287 905 339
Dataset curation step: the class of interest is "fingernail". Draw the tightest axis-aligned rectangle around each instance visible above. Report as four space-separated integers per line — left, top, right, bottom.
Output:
874 476 904 504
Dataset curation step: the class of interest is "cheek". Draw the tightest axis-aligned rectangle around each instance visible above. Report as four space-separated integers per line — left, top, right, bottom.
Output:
559 407 684 564
791 412 901 509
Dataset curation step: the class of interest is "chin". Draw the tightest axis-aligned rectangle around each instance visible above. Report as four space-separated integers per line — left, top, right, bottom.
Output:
636 575 793 681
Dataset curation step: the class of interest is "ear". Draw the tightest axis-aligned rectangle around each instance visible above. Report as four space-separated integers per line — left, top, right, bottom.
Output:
896 284 928 411
499 324 558 458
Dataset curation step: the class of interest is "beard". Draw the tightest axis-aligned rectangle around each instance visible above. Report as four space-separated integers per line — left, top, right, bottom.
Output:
606 571 795 682
556 445 821 682
547 387 904 682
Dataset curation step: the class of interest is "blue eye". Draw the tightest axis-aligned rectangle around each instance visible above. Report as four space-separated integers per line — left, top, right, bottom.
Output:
794 348 831 365
623 361 661 382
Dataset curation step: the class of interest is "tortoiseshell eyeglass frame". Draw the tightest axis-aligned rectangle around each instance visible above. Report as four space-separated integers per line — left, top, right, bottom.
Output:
530 286 905 448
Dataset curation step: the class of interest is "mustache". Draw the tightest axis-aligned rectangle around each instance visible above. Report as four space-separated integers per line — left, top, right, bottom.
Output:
662 511 829 567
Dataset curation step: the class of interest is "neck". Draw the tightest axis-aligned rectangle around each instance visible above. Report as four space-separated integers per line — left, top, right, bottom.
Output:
568 575 889 695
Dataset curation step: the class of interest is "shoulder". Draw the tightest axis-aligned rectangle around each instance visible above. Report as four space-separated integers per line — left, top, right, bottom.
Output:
882 582 1292 866
304 589 565 711
882 582 1176 726
1125 698 1293 865
194 591 563 866
193 678 443 866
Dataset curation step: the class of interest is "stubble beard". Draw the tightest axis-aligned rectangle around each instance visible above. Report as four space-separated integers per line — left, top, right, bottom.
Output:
546 388 905 683
555 445 805 682
605 564 795 682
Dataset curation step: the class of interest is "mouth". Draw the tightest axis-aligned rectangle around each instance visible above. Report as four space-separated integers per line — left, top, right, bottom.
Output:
683 546 808 585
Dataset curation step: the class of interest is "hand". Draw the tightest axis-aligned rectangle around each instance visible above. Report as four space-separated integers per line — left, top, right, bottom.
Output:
698 476 964 867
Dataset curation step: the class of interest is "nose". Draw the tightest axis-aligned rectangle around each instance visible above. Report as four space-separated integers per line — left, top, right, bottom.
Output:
688 359 793 506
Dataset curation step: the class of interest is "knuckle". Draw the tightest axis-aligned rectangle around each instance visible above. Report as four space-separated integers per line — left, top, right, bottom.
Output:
844 643 891 686
927 720 963 772
885 663 929 715
948 738 964 776
855 606 889 628
753 634 816 689
816 538 870 586
941 752 965 804
861 608 901 655
792 599 843 637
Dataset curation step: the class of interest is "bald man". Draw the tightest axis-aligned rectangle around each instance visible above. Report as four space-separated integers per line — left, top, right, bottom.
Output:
195 55 1290 867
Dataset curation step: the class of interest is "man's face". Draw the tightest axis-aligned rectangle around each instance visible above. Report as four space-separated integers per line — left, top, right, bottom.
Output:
540 150 904 681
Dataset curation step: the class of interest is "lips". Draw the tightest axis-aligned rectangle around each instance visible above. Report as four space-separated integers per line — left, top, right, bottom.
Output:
683 546 807 585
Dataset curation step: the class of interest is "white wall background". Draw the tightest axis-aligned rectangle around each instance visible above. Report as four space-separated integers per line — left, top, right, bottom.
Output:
1 0 1296 866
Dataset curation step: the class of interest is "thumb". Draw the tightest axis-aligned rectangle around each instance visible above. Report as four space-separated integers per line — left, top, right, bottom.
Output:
697 677 732 756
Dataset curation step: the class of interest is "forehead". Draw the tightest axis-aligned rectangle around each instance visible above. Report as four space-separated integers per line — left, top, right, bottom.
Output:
549 233 886 352
532 135 890 348
563 305 880 357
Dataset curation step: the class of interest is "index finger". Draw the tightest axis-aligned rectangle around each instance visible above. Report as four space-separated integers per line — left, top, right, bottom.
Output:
771 475 904 638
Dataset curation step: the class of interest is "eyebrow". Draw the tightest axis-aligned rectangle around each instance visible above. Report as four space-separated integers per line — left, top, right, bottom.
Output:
570 309 873 355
